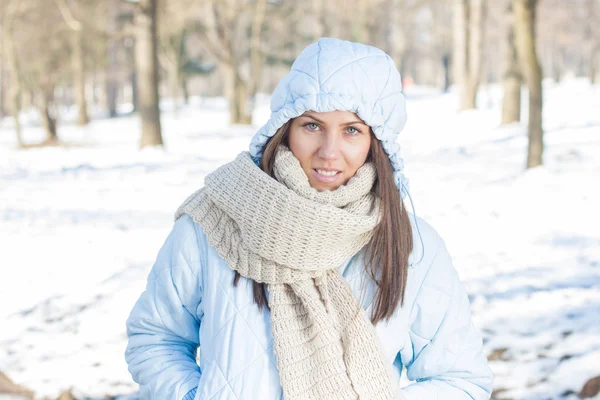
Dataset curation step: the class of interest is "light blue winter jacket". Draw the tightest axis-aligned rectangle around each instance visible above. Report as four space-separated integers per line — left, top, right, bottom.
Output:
125 213 493 399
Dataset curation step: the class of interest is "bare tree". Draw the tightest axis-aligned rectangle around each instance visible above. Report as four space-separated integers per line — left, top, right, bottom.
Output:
55 0 89 126
430 1 454 91
28 3 72 144
586 0 600 83
501 1 522 124
3 1 66 145
537 0 588 83
453 0 485 110
249 0 268 99
105 0 120 117
1 0 595 153
135 0 163 148
380 0 413 77
2 0 26 147
39 86 58 143
159 27 187 112
0 36 4 120
158 0 195 112
5 0 104 145
195 0 269 124
514 0 543 168
382 0 401 66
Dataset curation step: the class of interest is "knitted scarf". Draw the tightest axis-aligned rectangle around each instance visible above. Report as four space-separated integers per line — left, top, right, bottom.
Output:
175 146 396 399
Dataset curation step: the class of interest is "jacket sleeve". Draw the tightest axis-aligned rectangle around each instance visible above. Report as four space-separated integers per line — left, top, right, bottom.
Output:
125 215 204 400
398 236 493 400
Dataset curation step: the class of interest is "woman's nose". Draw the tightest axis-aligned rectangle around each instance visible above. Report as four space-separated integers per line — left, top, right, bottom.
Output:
317 131 341 161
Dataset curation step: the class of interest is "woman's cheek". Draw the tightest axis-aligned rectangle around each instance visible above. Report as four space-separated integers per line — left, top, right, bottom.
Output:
346 137 370 167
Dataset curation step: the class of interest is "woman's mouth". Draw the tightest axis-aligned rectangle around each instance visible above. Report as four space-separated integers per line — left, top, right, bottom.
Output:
313 168 342 183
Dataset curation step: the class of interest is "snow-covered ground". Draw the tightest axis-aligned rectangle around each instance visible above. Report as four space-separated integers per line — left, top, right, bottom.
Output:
1 80 599 399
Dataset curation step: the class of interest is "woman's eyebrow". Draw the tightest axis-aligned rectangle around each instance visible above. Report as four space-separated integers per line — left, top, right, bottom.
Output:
301 113 366 126
341 120 367 126
300 114 325 124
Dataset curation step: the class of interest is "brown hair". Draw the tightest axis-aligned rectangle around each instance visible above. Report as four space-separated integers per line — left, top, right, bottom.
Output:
233 120 413 324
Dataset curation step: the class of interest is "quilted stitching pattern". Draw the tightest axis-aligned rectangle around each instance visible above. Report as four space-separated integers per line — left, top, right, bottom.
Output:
249 38 410 198
125 215 493 400
194 227 283 400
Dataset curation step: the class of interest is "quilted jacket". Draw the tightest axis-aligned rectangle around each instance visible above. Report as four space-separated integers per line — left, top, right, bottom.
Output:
125 214 493 399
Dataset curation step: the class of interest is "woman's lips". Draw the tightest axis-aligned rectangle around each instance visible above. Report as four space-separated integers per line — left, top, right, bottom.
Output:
313 168 342 183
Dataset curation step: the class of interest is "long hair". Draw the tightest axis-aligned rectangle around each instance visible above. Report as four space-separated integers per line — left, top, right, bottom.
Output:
232 120 413 324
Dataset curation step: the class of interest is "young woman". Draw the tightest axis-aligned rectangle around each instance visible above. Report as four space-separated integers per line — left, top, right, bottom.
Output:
125 38 493 400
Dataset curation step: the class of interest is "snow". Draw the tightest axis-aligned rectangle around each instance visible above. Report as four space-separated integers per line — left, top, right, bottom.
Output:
1 79 599 399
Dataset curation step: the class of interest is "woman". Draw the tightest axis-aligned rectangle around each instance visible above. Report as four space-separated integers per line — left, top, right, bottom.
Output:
125 38 493 400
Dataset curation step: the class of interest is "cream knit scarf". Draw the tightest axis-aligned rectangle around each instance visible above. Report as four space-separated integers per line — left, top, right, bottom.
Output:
175 146 396 399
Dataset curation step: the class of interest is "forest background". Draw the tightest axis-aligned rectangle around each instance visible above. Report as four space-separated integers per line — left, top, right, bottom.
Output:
1 0 599 399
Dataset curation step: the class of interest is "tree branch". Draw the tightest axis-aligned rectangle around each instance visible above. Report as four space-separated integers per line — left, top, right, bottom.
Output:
54 0 82 31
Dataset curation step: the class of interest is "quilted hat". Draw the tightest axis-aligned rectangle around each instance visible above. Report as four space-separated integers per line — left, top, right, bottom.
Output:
249 37 409 198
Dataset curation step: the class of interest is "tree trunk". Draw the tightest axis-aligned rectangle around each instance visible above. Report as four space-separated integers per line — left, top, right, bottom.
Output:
442 54 451 92
73 29 89 125
232 71 251 125
384 0 406 70
5 31 24 147
181 76 189 104
169 62 180 113
553 49 565 83
176 30 188 107
135 0 163 148
106 56 119 117
384 0 396 61
249 0 267 98
92 68 100 108
106 0 119 118
245 0 267 122
131 66 138 112
0 56 5 119
398 51 409 86
0 5 3 120
39 89 58 144
454 0 485 110
502 3 522 124
466 0 484 109
11 82 23 147
514 0 543 169
223 63 251 125
127 40 138 112
55 0 89 124
161 35 184 112
587 0 599 84
592 49 600 84
453 0 469 107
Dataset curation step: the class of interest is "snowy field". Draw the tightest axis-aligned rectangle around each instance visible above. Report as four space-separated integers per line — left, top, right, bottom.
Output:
0 80 599 399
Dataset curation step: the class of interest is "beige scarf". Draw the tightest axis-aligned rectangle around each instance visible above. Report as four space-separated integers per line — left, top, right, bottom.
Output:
175 147 396 399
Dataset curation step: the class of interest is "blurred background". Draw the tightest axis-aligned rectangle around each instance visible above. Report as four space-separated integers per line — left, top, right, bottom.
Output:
0 0 599 399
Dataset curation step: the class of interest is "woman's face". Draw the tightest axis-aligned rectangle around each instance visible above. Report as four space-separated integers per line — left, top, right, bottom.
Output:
288 110 371 191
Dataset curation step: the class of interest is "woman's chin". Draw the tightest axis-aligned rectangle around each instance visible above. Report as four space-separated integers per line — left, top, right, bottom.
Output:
308 179 345 192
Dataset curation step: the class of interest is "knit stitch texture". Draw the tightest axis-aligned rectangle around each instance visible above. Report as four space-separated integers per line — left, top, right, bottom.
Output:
175 146 396 399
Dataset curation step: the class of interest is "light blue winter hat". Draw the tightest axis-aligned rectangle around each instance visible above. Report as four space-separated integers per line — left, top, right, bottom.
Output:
250 37 409 198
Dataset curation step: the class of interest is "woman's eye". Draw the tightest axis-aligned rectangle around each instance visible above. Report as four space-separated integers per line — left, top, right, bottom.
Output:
306 123 319 131
346 127 360 135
